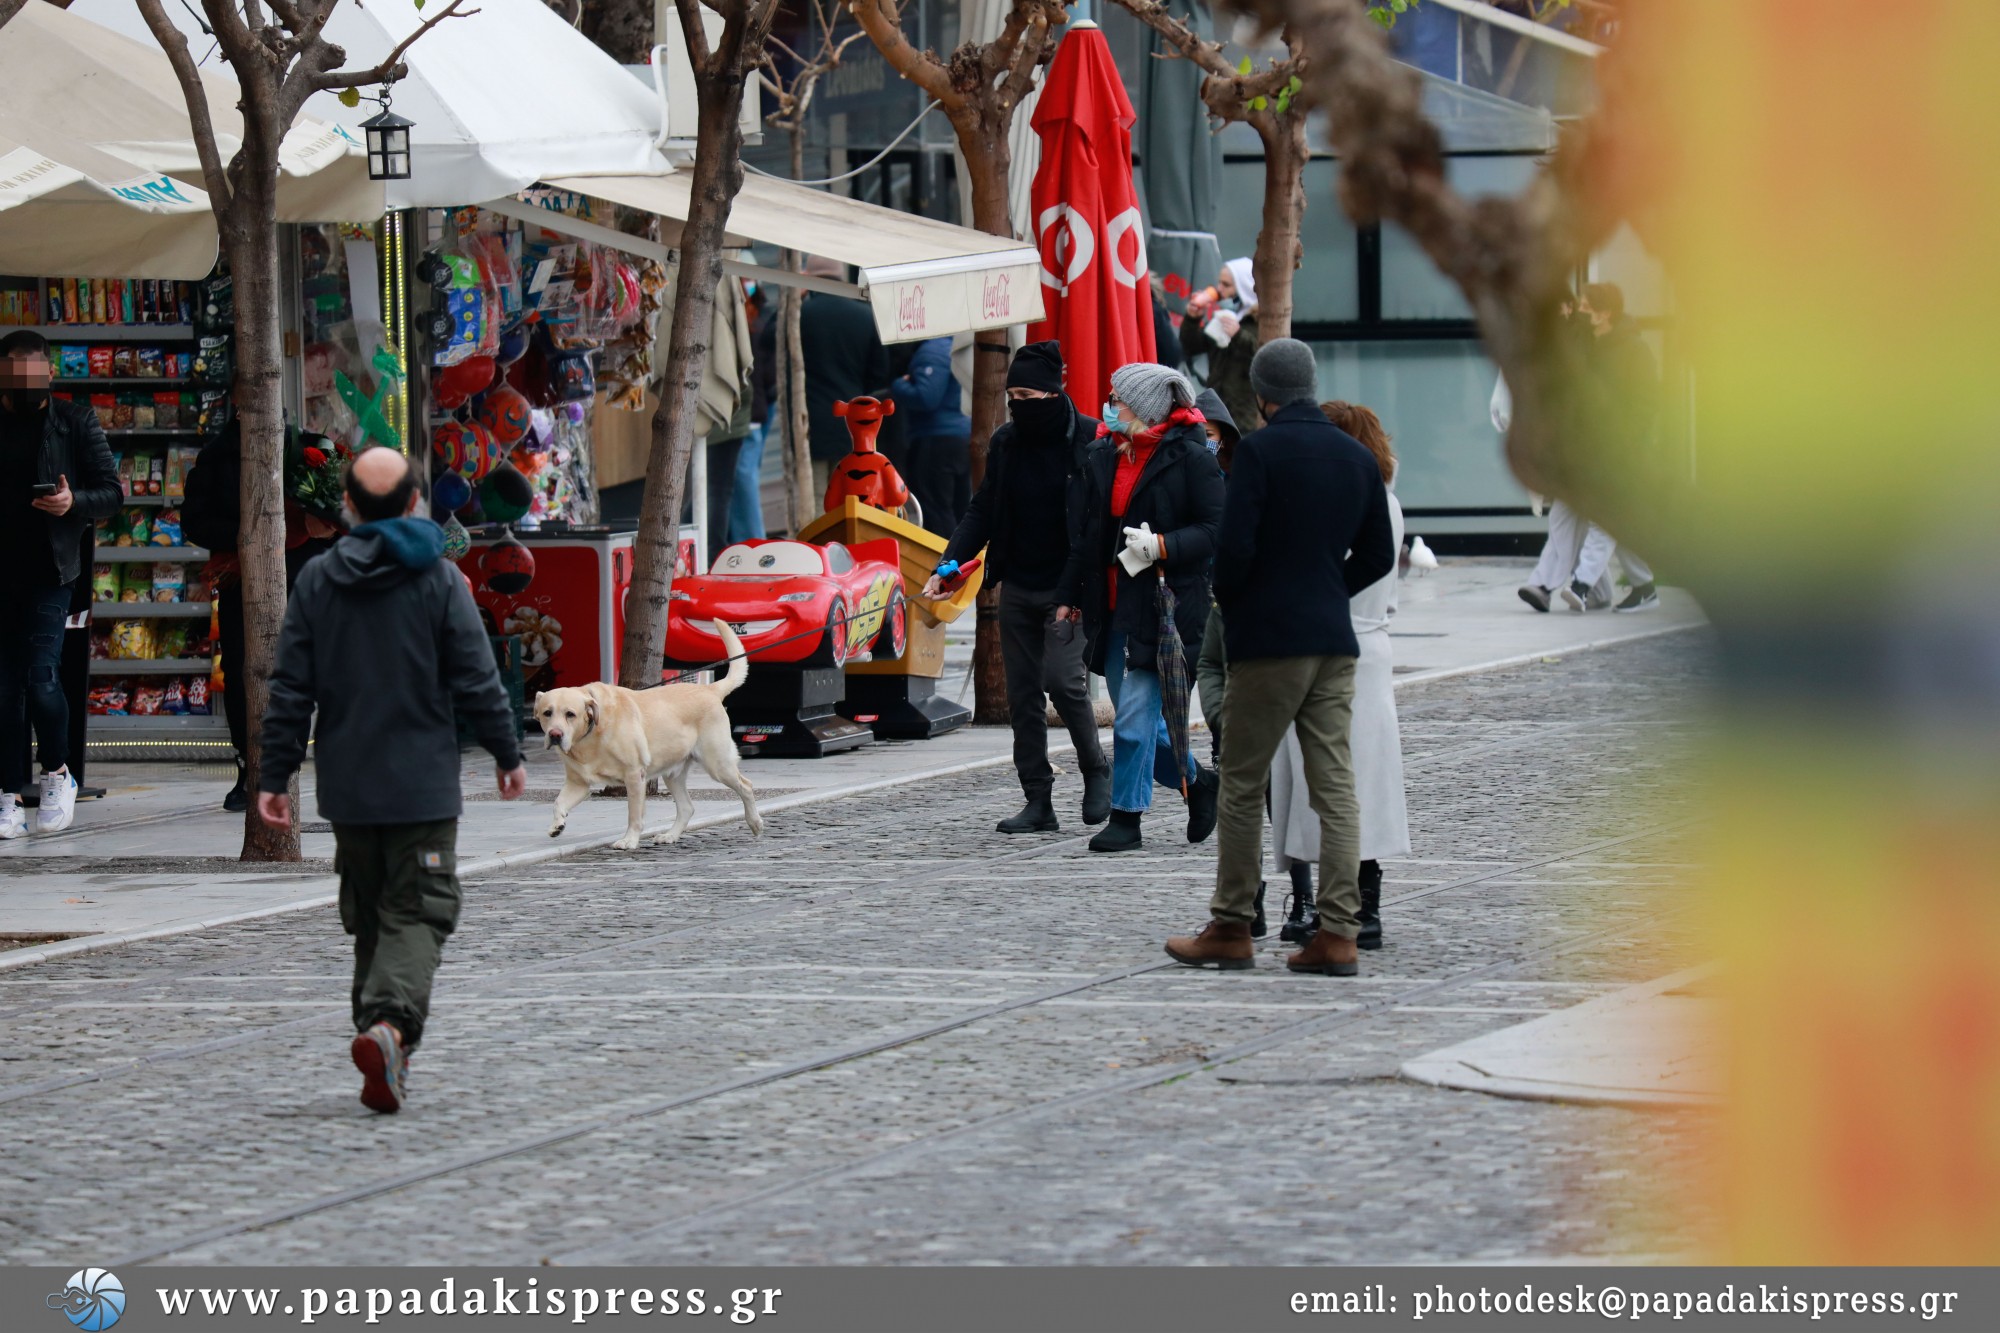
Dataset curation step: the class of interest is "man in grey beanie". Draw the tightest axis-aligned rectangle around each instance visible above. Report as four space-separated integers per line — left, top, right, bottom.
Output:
1166 338 1395 975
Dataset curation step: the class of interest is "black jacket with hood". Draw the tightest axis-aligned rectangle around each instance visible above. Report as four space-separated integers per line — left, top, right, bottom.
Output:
259 517 519 825
939 396 1100 589
11 397 120 587
1064 421 1226 675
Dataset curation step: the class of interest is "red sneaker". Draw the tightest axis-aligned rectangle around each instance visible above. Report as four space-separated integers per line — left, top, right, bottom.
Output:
351 1022 407 1114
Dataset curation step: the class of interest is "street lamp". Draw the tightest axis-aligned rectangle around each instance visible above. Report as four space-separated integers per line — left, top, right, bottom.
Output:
361 104 413 182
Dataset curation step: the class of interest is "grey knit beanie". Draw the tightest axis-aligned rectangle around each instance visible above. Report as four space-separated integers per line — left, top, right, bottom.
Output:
1249 337 1319 408
1109 362 1197 427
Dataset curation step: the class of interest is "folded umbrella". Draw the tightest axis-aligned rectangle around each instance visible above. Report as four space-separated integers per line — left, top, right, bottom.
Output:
1154 569 1192 797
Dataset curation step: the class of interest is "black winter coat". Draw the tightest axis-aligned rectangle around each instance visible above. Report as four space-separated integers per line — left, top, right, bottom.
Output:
939 398 1100 588
22 398 120 586
1212 401 1396 663
800 293 889 461
1065 422 1226 674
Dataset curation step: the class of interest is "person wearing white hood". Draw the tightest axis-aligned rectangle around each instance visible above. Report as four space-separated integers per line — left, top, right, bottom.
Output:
1180 258 1262 432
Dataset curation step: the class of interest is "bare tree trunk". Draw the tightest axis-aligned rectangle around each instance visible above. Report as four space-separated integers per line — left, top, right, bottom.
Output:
618 66 752 688
1250 112 1307 345
224 164 300 861
783 127 815 533
959 134 1014 725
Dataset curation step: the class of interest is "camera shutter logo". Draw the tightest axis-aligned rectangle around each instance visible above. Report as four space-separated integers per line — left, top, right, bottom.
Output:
47 1269 125 1331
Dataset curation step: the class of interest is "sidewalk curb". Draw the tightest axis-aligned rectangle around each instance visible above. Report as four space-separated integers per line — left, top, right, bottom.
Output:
0 617 1705 974
0 746 1048 974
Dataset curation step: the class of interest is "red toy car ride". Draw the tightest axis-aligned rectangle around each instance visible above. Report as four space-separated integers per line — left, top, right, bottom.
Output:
663 538 908 670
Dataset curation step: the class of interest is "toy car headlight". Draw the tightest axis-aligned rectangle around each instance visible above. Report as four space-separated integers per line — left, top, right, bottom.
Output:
667 590 691 601
776 592 815 603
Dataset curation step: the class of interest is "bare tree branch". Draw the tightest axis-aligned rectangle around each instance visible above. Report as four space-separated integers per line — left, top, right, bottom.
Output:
310 0 480 92
135 0 235 209
849 0 959 108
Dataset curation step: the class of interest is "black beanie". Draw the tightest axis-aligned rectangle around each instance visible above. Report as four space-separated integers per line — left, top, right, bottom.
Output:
1006 340 1064 393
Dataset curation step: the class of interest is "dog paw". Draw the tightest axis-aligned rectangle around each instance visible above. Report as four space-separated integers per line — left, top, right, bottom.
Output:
748 816 765 837
649 832 681 847
548 823 565 839
612 833 641 851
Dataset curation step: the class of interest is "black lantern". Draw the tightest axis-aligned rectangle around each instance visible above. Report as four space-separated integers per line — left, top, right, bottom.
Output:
361 106 413 181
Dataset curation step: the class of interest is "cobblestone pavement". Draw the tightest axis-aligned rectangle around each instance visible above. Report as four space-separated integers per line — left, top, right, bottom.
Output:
0 632 1716 1266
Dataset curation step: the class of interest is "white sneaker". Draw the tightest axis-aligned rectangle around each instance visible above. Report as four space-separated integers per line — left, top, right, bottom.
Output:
0 799 25 841
37 769 78 834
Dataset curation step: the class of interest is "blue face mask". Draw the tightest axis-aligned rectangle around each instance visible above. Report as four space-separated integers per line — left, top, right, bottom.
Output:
1101 400 1125 433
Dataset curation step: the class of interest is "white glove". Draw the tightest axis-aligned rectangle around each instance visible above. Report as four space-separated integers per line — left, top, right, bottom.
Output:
1117 523 1162 576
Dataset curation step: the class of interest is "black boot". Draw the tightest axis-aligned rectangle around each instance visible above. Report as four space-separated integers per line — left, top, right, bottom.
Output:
1357 859 1384 951
1088 808 1142 853
1279 862 1318 944
223 756 249 814
997 792 1059 834
1185 765 1219 844
1080 765 1111 826
1251 881 1268 939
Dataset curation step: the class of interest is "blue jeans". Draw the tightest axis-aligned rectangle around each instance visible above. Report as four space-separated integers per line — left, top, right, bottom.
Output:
0 583 72 792
1101 630 1196 813
728 421 768 543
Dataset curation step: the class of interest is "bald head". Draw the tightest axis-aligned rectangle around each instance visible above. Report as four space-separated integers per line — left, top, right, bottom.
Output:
344 446 419 523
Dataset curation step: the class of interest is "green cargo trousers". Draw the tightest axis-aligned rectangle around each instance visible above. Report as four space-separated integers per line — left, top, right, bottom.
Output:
333 818 462 1051
1210 654 1362 938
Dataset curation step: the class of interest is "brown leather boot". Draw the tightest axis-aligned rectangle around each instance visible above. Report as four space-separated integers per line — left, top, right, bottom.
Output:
1164 920 1254 970
1286 930 1359 976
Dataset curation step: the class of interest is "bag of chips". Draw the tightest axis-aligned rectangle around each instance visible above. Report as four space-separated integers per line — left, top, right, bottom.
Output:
131 682 165 716
152 563 186 603
119 566 149 602
186 675 211 715
89 682 130 716
109 620 155 660
124 507 151 545
156 623 191 658
161 678 188 715
152 508 183 547
91 564 117 602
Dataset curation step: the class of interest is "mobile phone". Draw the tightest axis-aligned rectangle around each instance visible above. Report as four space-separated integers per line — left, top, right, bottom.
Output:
31 483 59 497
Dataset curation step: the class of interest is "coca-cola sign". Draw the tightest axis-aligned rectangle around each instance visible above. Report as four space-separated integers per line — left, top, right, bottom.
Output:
982 271 1013 322
895 283 929 337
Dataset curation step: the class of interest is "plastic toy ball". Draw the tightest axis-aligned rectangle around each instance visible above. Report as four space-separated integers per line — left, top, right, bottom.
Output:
432 354 498 410
432 419 499 481
480 533 537 596
479 462 534 525
478 385 533 446
432 469 473 512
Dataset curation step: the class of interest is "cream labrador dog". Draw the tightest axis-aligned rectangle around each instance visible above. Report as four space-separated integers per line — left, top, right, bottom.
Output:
536 623 761 851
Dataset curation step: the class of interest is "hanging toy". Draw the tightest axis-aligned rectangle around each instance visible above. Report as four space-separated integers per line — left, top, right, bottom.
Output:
432 419 498 481
478 462 534 525
332 347 407 451
477 385 532 446
432 354 498 411
432 469 473 513
495 320 531 367
480 530 536 596
440 513 472 562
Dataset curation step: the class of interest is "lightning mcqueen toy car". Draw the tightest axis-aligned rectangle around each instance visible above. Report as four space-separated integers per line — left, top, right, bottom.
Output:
663 538 908 670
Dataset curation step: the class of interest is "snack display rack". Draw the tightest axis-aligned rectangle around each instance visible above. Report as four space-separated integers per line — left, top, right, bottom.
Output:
1 273 232 744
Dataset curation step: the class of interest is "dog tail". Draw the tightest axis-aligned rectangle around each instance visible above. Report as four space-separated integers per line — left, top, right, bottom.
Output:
713 621 750 698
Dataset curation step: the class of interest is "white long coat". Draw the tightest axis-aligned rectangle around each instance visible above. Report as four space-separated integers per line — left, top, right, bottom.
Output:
1271 491 1411 869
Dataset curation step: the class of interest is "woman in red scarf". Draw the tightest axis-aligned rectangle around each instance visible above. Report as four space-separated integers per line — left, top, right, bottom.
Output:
1058 363 1225 853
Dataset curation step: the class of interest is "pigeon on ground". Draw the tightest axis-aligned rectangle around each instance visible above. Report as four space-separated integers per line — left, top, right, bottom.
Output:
1407 535 1438 576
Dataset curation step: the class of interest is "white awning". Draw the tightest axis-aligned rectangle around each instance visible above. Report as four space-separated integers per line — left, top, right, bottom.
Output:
540 169 1044 344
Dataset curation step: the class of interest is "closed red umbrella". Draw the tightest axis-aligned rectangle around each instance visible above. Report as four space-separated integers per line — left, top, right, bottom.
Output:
1026 20 1156 420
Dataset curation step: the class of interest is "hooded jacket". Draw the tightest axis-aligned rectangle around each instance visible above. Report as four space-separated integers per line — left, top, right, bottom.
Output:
259 517 520 825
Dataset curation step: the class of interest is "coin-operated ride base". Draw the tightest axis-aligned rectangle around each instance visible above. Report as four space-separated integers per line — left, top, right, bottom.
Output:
799 497 984 740
724 665 873 759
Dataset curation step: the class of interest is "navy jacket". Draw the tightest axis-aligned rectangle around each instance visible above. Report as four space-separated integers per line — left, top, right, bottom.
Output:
1213 401 1395 663
887 337 971 441
260 519 520 825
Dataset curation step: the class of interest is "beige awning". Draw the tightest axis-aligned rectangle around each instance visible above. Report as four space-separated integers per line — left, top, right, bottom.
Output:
541 169 1044 344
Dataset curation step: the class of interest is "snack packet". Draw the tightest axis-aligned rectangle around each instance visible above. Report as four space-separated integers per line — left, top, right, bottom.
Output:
91 564 117 602
110 620 155 660
162 678 188 715
151 509 183 546
186 676 211 715
152 563 186 603
131 682 165 716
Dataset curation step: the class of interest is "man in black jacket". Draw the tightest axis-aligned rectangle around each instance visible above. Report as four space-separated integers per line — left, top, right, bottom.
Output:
0 331 120 839
798 260 890 496
924 342 1110 833
258 448 525 1114
1165 338 1395 977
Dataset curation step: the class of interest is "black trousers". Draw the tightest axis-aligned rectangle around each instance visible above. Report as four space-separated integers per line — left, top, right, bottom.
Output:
998 580 1107 799
905 434 970 538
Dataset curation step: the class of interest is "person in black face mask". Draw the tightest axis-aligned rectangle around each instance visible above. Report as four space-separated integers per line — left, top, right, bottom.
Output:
0 331 120 839
923 341 1110 834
